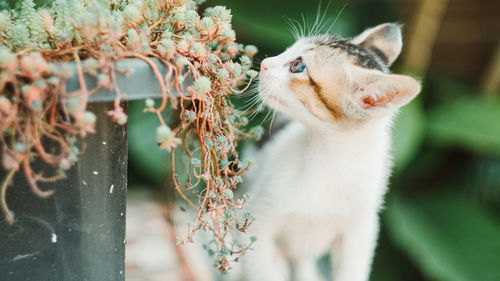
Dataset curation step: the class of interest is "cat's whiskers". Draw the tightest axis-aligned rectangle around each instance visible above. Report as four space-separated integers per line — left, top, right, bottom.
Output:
283 16 303 40
259 95 276 125
309 0 334 37
255 82 280 125
242 95 263 112
249 79 275 120
240 79 260 97
241 78 268 113
325 1 350 35
267 88 280 136
251 93 269 118
240 80 265 111
285 1 350 42
237 75 264 112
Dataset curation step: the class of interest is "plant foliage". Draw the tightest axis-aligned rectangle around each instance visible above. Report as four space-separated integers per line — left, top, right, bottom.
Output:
0 0 260 270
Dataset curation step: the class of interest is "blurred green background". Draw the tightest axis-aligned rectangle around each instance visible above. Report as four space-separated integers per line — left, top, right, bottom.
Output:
128 0 500 280
7 0 499 280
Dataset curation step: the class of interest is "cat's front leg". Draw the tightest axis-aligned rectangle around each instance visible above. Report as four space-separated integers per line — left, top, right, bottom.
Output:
293 258 327 281
242 218 289 281
331 214 379 281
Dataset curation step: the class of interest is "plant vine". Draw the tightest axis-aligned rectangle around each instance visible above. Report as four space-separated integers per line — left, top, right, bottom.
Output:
0 0 260 271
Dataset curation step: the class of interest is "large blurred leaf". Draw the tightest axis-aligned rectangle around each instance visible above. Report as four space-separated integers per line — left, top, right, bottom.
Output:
392 98 426 172
385 194 500 281
427 97 500 154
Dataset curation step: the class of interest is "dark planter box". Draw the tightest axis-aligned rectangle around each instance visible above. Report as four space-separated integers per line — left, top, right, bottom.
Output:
0 58 167 281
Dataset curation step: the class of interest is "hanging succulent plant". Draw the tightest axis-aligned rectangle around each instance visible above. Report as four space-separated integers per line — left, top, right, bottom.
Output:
0 0 260 270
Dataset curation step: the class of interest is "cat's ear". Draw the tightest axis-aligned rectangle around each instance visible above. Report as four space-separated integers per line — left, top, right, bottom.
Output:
351 23 403 66
351 67 421 113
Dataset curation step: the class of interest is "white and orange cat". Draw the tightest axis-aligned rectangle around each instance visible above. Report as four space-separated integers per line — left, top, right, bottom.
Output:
183 23 421 281
237 23 421 281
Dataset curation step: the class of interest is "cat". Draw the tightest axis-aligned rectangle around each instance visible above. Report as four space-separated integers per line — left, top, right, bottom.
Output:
240 23 421 281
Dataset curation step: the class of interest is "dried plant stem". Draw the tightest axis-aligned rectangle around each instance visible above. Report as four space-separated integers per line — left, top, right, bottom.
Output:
22 157 54 198
73 49 89 123
33 138 59 165
1 169 16 225
149 14 169 32
171 146 196 210
132 53 169 111
111 66 124 108
170 64 188 99
182 128 193 158
228 76 255 94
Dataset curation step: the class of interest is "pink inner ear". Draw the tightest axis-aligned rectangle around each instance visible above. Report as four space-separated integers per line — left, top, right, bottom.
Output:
362 91 397 109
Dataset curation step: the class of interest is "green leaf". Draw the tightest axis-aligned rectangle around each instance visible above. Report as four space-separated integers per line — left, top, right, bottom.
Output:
392 98 426 172
427 97 500 154
385 194 500 281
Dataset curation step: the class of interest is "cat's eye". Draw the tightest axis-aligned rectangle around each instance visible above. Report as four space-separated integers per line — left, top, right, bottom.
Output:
289 57 307 73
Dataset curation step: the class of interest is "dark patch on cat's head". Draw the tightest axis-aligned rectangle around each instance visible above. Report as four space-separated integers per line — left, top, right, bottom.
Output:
366 46 389 65
309 35 389 73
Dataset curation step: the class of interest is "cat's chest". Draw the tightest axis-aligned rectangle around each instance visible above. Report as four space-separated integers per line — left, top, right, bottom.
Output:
253 122 389 219
274 156 376 218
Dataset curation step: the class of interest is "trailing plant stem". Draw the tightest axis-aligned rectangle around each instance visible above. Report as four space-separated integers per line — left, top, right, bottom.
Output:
171 146 196 210
1 169 16 225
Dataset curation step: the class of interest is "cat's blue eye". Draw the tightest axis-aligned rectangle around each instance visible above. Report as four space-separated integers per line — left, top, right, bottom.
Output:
289 57 307 73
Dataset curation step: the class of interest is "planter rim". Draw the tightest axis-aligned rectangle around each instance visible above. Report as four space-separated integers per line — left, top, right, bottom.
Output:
64 57 182 103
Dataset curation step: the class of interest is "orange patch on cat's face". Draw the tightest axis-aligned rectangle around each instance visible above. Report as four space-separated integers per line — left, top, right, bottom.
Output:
288 77 331 122
286 51 350 123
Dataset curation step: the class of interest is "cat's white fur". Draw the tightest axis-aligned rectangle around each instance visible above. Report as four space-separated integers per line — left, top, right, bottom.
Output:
241 119 391 281
238 23 420 281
